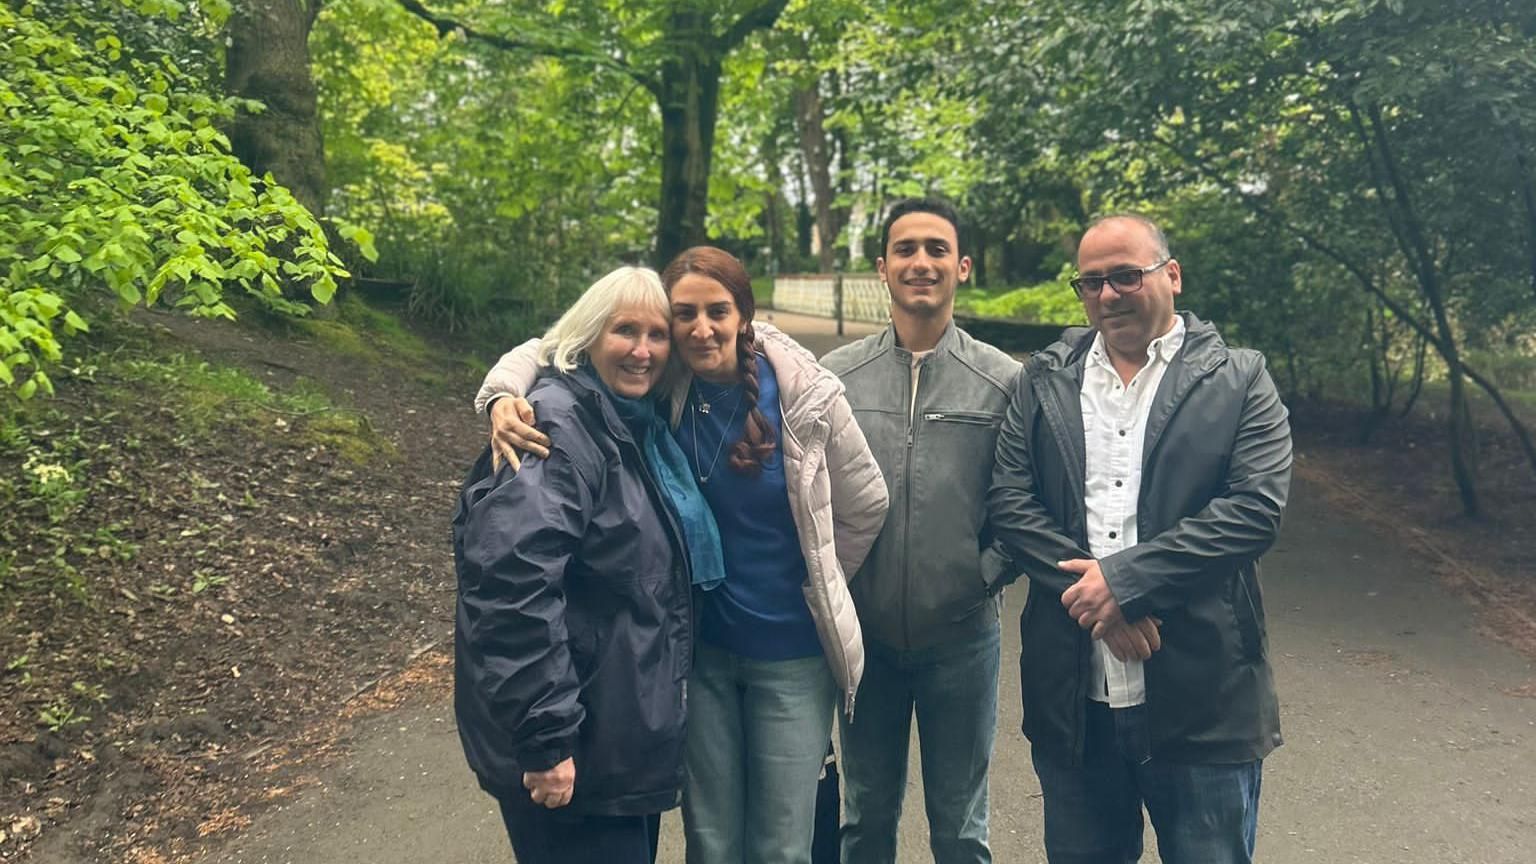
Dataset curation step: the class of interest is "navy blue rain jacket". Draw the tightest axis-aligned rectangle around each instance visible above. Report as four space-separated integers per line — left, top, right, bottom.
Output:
452 370 693 815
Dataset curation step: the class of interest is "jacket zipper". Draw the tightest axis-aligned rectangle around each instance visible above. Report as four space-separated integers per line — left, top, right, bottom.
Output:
902 361 922 651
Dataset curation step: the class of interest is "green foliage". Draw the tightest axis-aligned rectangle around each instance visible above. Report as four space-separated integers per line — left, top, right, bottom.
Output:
0 0 347 401
962 278 1085 326
313 0 661 340
750 276 775 310
294 293 431 367
38 699 90 732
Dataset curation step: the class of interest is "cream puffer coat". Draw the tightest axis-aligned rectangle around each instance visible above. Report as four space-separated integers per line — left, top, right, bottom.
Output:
475 323 889 716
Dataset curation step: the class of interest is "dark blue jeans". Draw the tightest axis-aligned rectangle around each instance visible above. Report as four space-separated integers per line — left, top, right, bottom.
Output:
1031 701 1262 864
497 794 661 864
839 618 1000 864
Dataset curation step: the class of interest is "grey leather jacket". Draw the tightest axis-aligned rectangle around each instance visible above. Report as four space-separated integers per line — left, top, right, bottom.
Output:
988 313 1291 765
821 321 1022 651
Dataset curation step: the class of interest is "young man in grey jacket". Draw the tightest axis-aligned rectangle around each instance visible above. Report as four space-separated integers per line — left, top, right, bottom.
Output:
821 198 1025 864
987 214 1291 863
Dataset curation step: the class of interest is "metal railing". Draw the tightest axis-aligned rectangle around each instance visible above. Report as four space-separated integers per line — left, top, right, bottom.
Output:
772 273 889 333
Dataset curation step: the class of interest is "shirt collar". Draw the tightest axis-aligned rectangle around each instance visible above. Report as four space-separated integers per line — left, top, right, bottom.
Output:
1088 314 1186 371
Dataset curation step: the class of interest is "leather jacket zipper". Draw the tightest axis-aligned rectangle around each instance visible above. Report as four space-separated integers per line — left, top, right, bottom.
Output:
902 362 922 650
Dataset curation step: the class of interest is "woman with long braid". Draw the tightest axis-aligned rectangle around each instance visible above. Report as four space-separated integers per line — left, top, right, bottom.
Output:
474 246 888 864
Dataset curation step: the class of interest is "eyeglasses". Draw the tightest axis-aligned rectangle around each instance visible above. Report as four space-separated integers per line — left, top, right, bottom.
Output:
1070 259 1172 296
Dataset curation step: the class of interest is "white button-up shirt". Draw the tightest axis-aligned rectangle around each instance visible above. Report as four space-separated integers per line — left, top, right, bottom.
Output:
1081 316 1186 707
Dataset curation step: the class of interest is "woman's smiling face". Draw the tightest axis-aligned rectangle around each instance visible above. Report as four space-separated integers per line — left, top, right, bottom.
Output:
669 273 743 384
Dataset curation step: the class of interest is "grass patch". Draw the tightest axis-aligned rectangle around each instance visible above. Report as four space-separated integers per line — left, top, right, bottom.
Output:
959 280 1085 325
297 412 397 465
751 276 775 310
293 293 434 367
106 352 393 464
111 354 332 432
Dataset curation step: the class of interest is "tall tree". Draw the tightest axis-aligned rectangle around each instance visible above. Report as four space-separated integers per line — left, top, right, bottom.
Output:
396 0 787 266
226 0 328 216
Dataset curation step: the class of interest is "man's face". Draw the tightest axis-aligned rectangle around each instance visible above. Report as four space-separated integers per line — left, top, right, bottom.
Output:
1076 219 1182 365
877 212 971 319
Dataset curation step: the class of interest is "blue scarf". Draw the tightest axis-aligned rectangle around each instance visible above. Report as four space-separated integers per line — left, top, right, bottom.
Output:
590 369 727 591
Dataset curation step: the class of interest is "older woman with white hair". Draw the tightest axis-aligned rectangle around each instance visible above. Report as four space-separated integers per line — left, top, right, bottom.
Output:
451 266 725 864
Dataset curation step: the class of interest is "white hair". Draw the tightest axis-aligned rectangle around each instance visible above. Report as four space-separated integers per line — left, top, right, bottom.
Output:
537 266 671 374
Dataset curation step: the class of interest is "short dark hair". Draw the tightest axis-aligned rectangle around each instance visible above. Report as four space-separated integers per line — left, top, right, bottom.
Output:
1079 213 1171 264
880 197 964 256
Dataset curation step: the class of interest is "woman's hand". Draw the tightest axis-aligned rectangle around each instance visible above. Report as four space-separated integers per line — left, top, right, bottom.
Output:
490 396 551 471
523 757 576 808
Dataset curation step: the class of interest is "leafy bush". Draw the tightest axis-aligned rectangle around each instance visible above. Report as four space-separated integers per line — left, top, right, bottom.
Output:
963 279 1085 325
0 0 347 401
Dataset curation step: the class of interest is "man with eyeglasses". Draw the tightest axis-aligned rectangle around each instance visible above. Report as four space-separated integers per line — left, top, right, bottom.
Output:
987 214 1292 863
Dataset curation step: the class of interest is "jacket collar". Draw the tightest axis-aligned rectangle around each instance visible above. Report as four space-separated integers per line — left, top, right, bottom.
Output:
1034 312 1220 377
560 366 636 446
880 318 959 366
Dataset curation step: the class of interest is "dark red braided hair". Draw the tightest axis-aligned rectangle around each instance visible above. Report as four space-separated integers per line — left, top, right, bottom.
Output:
661 246 776 476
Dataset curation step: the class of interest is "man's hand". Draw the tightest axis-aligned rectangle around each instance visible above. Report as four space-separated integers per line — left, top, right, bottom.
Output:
489 396 550 471
1059 558 1127 633
1099 617 1163 662
523 757 575 809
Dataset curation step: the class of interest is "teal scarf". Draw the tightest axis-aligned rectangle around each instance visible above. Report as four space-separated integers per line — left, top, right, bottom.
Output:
594 369 727 591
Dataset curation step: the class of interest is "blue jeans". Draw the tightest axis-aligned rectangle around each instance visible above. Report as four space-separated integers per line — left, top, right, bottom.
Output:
683 644 839 864
839 618 1000 864
1031 701 1263 864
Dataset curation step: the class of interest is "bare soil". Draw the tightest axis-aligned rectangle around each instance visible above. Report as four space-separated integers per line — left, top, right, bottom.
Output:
0 309 485 862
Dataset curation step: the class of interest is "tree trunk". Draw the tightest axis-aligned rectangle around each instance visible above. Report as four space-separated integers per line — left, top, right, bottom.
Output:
226 0 326 217
1398 332 1428 419
655 17 720 269
1358 103 1479 514
1361 304 1388 443
1509 130 1536 301
794 81 845 272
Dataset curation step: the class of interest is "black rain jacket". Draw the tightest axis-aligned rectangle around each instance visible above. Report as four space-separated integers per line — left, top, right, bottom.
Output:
988 313 1291 766
452 369 693 815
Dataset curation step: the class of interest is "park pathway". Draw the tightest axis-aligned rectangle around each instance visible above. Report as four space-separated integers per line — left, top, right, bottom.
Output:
200 311 1536 864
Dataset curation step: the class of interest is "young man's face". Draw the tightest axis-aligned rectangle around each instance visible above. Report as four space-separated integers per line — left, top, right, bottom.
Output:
877 212 972 319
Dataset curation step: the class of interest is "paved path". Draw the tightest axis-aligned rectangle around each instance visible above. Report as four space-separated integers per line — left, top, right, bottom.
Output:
201 314 1536 864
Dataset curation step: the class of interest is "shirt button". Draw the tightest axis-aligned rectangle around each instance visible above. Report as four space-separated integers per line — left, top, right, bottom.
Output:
1114 480 1123 488
1108 531 1118 539
1118 430 1127 437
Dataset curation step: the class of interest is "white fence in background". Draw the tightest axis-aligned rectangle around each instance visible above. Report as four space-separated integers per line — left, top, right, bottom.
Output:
772 274 889 324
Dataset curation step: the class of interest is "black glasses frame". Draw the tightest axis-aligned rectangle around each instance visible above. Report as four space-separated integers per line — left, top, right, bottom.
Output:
1070 258 1172 296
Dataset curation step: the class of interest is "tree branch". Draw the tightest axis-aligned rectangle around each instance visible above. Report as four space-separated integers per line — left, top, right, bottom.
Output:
393 0 658 95
719 0 789 51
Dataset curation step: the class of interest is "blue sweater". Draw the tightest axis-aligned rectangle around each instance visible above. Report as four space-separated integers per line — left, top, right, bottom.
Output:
674 355 822 661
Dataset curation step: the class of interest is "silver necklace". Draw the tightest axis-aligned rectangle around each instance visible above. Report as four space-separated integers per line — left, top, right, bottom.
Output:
690 384 744 484
694 379 739 415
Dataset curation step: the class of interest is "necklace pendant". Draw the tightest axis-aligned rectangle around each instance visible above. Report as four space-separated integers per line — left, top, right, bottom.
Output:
698 475 708 484
699 402 711 414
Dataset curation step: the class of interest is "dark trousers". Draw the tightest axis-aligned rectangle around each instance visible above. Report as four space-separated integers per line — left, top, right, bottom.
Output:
497 794 661 864
1031 701 1263 864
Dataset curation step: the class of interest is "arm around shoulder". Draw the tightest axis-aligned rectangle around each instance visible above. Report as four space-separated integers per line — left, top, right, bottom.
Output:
474 337 543 414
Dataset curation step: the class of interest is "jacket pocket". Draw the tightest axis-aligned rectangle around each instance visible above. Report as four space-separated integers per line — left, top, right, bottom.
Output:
923 410 1002 428
1231 566 1266 661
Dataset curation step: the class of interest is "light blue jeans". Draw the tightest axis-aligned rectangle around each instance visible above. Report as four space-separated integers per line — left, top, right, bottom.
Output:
839 618 1001 864
683 643 839 864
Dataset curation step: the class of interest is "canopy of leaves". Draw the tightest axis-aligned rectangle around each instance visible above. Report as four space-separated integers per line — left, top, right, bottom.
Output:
0 0 346 400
